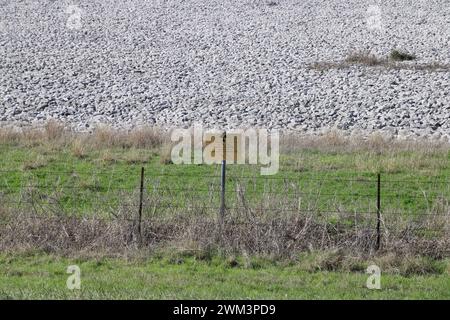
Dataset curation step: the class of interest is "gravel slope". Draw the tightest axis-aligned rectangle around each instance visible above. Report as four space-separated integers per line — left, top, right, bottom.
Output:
0 0 449 139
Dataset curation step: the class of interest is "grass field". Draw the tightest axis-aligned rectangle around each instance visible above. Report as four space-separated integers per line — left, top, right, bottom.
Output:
1 133 449 216
1 253 450 299
0 124 449 299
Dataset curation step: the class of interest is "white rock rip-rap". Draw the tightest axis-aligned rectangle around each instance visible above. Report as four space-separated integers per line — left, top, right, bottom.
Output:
0 0 449 140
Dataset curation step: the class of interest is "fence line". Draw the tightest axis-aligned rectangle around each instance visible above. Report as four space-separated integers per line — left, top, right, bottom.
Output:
1 166 449 251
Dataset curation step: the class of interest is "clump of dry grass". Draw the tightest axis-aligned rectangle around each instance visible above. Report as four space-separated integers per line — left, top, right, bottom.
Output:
310 51 449 71
21 155 48 170
122 149 151 164
89 125 165 149
0 120 71 149
266 0 279 6
89 126 119 148
295 250 447 275
127 126 165 149
159 143 174 165
97 150 118 165
44 120 66 142
297 249 365 272
71 138 88 159
390 49 416 62
0 121 166 151
0 126 22 145
370 252 446 276
310 52 387 70
345 52 385 66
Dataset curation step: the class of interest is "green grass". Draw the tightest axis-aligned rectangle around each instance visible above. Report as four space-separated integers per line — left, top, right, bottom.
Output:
0 144 449 217
1 138 450 299
1 253 449 299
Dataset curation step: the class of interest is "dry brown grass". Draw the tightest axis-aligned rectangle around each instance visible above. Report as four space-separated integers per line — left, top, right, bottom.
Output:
21 155 48 170
0 206 448 272
71 138 87 159
159 143 174 165
310 52 450 72
0 127 21 145
88 125 165 149
345 52 386 66
127 126 165 149
281 129 450 155
122 149 152 164
44 120 66 142
2 121 448 158
96 150 118 165
0 121 166 151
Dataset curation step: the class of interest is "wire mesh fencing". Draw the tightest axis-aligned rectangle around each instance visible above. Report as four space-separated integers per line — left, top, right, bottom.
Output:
0 165 449 252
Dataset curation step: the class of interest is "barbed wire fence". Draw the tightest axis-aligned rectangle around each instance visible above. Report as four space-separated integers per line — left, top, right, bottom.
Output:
0 164 449 252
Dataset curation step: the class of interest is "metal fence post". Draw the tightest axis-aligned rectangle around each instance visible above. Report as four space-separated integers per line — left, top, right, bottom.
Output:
137 166 145 243
376 173 381 251
220 160 226 223
219 132 226 224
